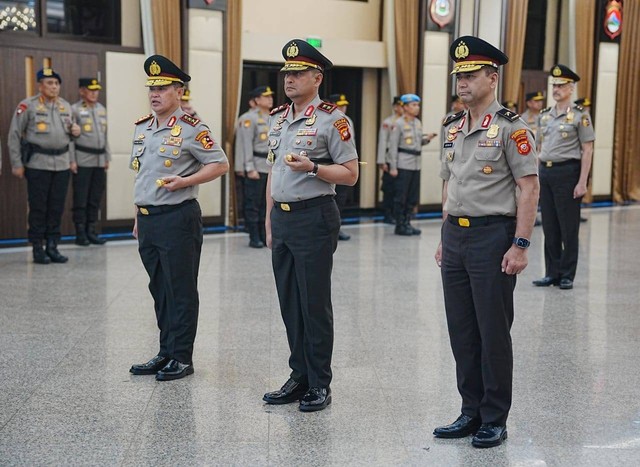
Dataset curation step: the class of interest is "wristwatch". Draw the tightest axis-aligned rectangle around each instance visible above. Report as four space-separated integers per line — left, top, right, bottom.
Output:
306 162 319 177
513 237 531 249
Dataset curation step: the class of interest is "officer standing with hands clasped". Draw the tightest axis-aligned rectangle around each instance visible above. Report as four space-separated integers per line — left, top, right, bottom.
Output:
235 85 274 248
71 78 110 246
377 96 404 224
532 65 594 290
262 39 358 412
8 67 81 264
128 55 228 381
434 36 539 448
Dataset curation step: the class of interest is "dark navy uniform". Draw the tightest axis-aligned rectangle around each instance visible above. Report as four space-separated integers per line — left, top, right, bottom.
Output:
129 55 228 381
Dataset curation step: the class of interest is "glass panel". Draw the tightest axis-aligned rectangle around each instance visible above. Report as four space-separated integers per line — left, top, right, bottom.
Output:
0 1 37 32
46 0 119 43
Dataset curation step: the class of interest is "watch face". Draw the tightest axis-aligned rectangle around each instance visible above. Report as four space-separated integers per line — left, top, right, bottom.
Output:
515 237 530 248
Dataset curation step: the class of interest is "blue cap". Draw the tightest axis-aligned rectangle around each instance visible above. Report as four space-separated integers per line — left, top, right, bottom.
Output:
37 68 62 84
400 94 420 104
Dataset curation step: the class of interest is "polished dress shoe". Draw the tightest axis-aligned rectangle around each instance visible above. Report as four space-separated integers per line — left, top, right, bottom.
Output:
559 278 574 290
263 378 309 404
299 387 331 412
409 224 422 235
130 355 171 375
156 359 194 381
338 230 351 241
433 414 481 438
532 276 559 287
472 423 507 448
45 239 68 263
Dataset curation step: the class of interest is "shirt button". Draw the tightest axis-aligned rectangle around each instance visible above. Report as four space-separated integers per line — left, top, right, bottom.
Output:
457 202 462 207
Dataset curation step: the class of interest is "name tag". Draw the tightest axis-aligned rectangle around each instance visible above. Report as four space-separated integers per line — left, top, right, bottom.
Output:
443 142 454 148
478 140 502 147
297 128 317 136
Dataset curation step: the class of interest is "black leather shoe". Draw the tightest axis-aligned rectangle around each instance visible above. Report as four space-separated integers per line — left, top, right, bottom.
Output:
433 414 482 438
156 359 194 381
559 278 573 290
249 239 264 248
394 225 413 236
32 242 51 264
263 378 309 405
472 423 507 448
338 230 351 241
86 223 107 245
532 276 559 287
45 239 68 263
409 225 422 235
75 224 90 246
130 355 171 375
299 387 331 412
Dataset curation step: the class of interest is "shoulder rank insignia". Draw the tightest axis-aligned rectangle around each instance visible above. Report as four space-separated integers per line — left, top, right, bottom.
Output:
574 104 584 111
540 107 552 114
181 114 200 126
497 108 520 122
134 113 153 125
270 103 289 116
318 102 337 113
442 111 465 127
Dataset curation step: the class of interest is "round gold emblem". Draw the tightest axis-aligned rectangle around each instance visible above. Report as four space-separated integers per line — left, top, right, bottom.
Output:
171 125 182 137
159 147 166 153
83 124 92 132
164 160 172 167
172 149 179 156
149 61 161 76
156 179 166 187
454 41 469 59
483 165 493 174
405 138 413 145
552 66 562 77
260 133 267 140
286 42 299 58
37 122 47 131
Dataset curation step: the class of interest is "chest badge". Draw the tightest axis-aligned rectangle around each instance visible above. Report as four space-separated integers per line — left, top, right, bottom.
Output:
305 114 317 126
566 111 574 123
37 122 48 131
267 149 275 165
132 157 140 172
171 125 182 137
447 127 459 141
446 151 454 162
405 138 413 145
83 124 92 132
487 124 500 139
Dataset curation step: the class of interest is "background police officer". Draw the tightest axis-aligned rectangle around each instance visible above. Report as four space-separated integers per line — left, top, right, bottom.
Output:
533 65 595 290
262 39 358 412
71 78 110 246
180 88 198 117
434 36 539 448
8 68 81 264
520 91 545 138
377 96 403 224
234 85 274 248
128 55 229 381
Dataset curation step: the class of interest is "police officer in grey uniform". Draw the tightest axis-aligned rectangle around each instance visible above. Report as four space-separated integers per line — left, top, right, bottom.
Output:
533 65 595 290
8 68 81 264
262 39 359 412
128 55 229 381
388 94 436 236
520 91 545 138
71 78 110 246
377 96 404 224
234 85 274 248
433 36 539 448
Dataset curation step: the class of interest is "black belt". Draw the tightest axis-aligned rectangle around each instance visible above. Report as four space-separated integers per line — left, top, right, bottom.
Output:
399 148 422 156
540 159 580 168
31 143 69 156
253 151 268 158
137 199 196 216
448 215 514 228
75 144 106 155
273 195 334 212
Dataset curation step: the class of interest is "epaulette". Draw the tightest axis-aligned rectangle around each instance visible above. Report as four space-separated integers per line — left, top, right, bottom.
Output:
442 110 465 127
540 107 552 114
181 114 200 126
574 104 584 111
270 103 289 116
318 101 337 113
496 108 520 122
134 113 153 124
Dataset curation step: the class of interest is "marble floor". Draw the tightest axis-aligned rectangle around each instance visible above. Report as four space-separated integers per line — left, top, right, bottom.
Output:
1 205 639 466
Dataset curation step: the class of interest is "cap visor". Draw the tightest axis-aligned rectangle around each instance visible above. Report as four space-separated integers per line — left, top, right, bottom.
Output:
146 78 183 87
532 96 544 101
262 91 275 96
87 85 102 90
451 64 484 74
280 63 312 72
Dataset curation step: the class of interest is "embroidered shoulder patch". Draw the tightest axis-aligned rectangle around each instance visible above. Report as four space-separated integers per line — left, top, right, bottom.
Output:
195 130 215 149
497 108 520 122
333 117 351 141
270 104 289 116
135 113 153 124
318 102 337 113
510 129 532 155
442 111 465 127
181 114 200 126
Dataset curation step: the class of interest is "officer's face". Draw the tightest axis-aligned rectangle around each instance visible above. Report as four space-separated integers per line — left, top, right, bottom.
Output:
148 85 181 115
39 78 60 100
552 82 574 102
283 70 322 101
404 102 420 117
255 94 273 110
527 99 543 112
455 68 498 104
80 88 100 105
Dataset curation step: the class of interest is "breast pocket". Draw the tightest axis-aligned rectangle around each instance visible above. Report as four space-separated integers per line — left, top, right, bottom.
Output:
293 136 317 152
474 148 502 161
158 145 181 169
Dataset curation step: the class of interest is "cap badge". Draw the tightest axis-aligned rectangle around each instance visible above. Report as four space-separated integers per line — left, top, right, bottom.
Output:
552 66 562 77
43 68 53 76
286 42 299 58
149 61 161 76
454 41 469 59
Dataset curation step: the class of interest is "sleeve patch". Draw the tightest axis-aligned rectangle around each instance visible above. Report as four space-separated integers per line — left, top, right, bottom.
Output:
181 114 200 126
581 115 591 127
333 117 351 141
196 130 215 149
510 129 531 155
318 102 337 113
134 113 153 124
16 103 28 115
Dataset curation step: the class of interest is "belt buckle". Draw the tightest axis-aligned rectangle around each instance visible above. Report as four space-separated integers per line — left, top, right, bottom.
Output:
545 161 553 168
280 203 290 212
139 207 149 215
458 217 470 227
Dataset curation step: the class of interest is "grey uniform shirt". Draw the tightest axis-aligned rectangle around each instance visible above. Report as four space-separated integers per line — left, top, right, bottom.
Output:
268 96 358 202
8 94 74 171
388 116 424 171
71 100 111 167
440 100 539 217
376 114 399 165
234 108 271 174
537 105 595 163
130 107 228 206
